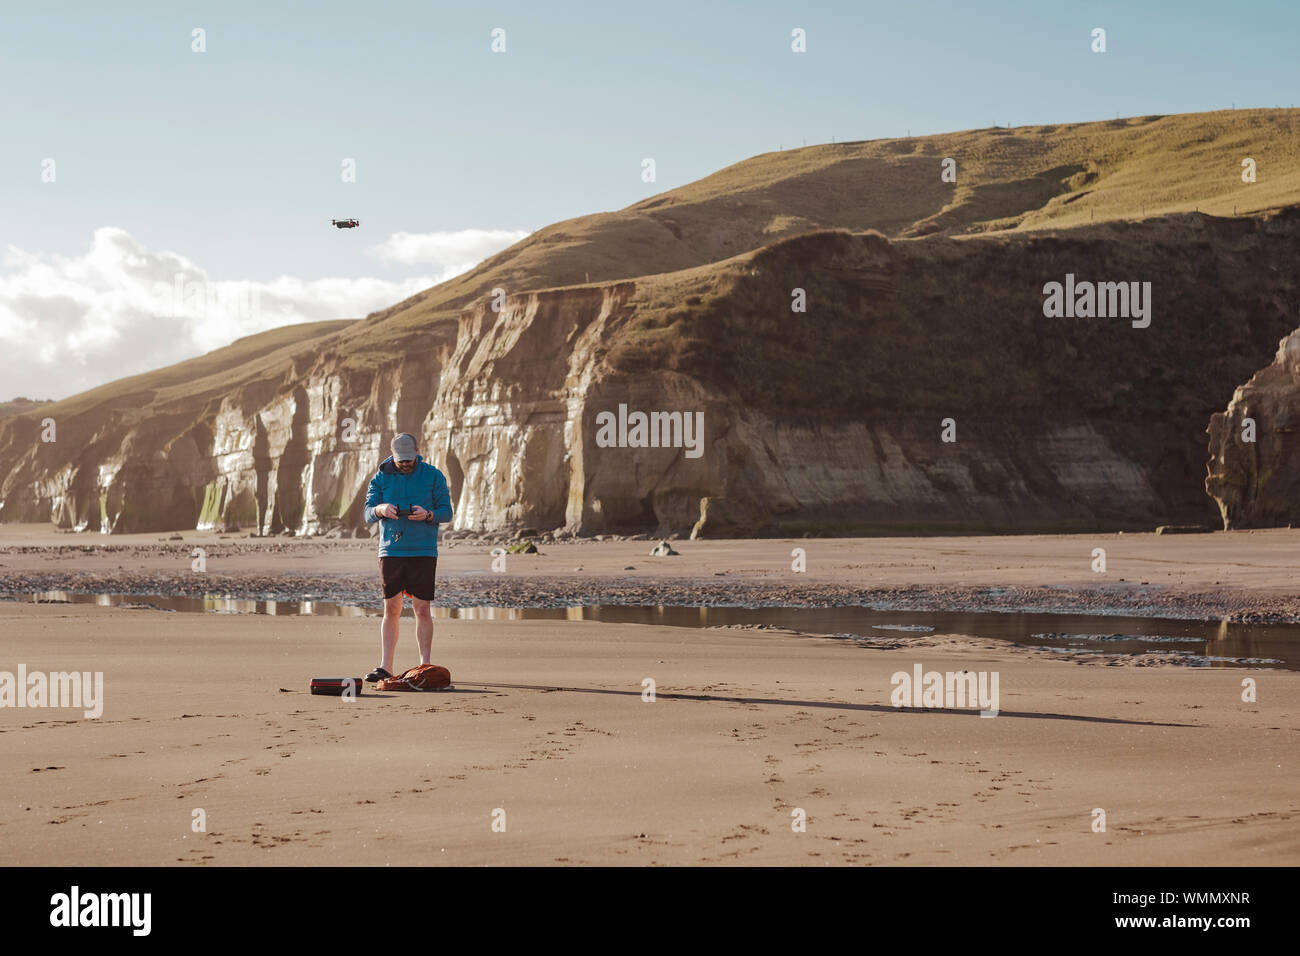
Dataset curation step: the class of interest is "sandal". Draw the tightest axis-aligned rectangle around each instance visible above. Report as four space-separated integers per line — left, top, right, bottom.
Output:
364 667 392 683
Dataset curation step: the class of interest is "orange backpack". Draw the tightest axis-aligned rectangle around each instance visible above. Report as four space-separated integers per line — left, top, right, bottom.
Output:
377 664 452 691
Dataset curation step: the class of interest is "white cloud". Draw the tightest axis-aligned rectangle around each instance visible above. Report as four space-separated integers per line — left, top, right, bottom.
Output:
368 228 530 277
0 225 520 402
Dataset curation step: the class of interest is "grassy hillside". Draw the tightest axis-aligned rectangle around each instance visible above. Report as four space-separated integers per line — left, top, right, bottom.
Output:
35 319 355 420
17 108 1300 425
603 210 1300 424
346 108 1300 360
0 397 54 421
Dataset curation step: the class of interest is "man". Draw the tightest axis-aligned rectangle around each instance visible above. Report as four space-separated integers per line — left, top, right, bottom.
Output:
362 433 453 682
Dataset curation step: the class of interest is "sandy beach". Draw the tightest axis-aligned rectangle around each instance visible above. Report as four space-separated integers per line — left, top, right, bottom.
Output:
7 2 1300 902
1 527 1296 866
5 524 1300 620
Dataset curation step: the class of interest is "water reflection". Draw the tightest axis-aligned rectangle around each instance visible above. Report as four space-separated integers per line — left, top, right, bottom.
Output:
8 589 1295 670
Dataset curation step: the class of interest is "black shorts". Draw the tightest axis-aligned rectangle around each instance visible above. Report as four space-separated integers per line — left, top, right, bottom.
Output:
380 556 438 601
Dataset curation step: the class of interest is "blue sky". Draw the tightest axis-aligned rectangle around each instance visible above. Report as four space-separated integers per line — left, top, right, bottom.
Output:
1 0 1297 397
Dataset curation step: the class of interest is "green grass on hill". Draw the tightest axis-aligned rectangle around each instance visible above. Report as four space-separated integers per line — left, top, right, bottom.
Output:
27 108 1300 421
345 109 1300 366
603 211 1300 425
36 319 355 420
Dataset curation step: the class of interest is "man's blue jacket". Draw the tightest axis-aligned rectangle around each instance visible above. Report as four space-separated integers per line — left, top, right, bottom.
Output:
363 455 453 557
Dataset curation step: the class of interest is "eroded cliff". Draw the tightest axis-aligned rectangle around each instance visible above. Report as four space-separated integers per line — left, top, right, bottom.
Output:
5 111 1300 536
1207 324 1300 528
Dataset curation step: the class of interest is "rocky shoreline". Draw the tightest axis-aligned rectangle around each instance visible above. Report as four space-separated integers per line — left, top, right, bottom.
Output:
3 567 1298 623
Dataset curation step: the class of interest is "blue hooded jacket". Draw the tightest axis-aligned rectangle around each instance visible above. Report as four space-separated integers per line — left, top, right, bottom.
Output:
363 454 453 557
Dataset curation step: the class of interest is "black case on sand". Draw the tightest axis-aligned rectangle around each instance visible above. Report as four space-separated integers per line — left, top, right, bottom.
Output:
309 677 364 696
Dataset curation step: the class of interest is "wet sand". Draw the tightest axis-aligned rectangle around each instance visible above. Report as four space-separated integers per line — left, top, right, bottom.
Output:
1 525 1297 866
3 525 1300 621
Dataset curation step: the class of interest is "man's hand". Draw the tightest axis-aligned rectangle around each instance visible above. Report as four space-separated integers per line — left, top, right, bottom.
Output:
409 504 430 522
376 503 398 519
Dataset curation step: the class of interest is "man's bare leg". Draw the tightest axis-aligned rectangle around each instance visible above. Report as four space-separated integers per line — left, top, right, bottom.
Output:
411 597 433 665
380 592 405 674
